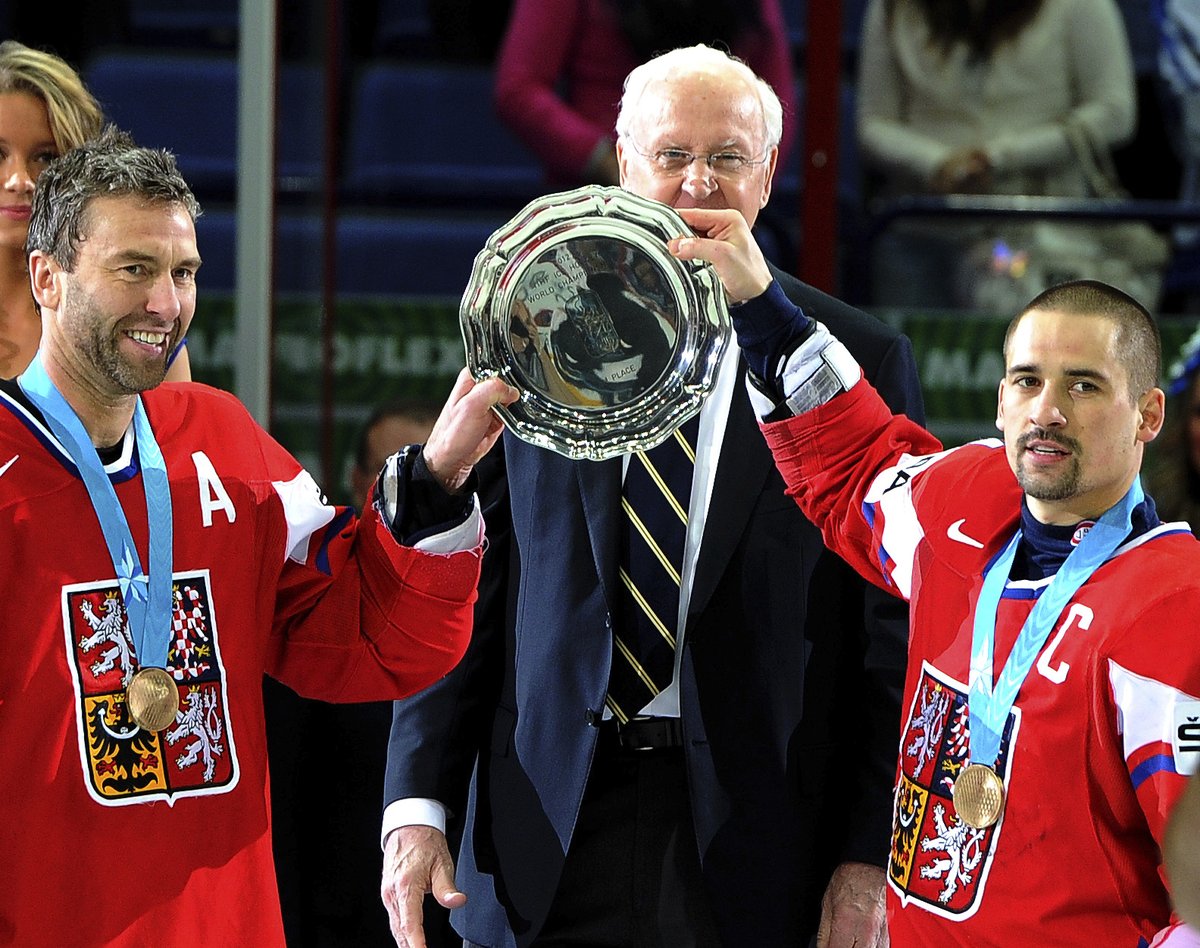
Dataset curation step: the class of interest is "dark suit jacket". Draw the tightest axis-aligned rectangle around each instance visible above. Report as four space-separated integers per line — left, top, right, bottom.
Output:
385 268 925 947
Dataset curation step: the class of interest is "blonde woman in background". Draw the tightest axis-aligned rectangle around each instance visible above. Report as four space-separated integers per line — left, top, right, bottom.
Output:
0 40 191 380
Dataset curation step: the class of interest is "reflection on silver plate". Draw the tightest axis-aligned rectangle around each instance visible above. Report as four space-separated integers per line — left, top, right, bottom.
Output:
461 185 730 460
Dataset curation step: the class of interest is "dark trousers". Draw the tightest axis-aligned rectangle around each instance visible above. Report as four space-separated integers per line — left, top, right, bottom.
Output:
523 734 721 948
265 678 397 948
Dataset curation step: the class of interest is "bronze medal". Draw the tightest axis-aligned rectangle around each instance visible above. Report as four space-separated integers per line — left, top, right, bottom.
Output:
126 666 180 732
952 763 1006 829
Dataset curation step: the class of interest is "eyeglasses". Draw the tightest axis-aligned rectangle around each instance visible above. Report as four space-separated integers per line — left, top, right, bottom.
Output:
628 142 770 178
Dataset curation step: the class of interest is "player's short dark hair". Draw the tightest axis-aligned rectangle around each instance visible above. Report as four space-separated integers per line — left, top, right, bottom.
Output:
1004 279 1161 400
27 125 201 270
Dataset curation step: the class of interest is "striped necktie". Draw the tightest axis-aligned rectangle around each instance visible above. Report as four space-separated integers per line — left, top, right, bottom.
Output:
607 414 699 724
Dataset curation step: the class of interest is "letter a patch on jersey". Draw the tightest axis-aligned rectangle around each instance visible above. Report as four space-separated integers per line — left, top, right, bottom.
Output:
888 663 1020 920
62 569 240 807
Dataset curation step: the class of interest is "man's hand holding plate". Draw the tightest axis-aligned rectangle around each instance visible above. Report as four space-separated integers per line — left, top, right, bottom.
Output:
423 368 519 494
668 206 773 304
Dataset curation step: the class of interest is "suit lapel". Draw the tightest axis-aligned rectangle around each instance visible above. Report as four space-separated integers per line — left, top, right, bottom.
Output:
577 455 623 615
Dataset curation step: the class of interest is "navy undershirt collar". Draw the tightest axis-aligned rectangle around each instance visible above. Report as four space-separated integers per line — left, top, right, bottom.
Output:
1011 494 1161 582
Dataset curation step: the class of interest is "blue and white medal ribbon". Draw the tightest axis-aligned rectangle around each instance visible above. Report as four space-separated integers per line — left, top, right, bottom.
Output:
19 353 177 729
955 478 1143 827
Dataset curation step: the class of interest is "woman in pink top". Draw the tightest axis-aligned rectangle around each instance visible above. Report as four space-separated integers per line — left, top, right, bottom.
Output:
494 0 796 187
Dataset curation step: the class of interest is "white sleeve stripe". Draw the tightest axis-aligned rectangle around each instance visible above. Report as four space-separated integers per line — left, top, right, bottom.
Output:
862 451 945 600
1109 658 1200 774
271 469 337 564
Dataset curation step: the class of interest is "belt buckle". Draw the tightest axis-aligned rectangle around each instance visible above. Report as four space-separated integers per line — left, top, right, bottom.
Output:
617 715 681 752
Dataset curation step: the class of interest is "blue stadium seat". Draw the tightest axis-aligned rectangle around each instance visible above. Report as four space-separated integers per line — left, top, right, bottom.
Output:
194 211 506 298
774 78 805 206
85 52 238 197
842 0 870 56
193 209 237 292
782 0 806 50
373 0 434 55
335 214 504 296
342 63 542 204
193 211 328 295
1163 238 1200 308
125 0 238 48
277 64 327 193
84 53 326 199
839 80 863 211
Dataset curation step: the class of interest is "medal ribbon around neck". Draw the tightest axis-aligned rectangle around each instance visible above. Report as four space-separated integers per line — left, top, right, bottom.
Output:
19 352 174 670
967 477 1143 767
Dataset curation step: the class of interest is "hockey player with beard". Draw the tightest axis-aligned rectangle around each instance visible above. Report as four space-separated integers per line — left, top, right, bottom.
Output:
0 127 517 947
673 202 1200 947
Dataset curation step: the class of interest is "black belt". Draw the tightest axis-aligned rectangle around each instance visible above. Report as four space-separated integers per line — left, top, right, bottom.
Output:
597 715 684 752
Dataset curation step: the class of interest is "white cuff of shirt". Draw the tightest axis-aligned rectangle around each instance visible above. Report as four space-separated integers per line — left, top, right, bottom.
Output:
381 797 448 849
412 494 484 553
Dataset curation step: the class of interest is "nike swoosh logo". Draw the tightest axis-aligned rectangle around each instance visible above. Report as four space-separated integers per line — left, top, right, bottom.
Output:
947 518 984 549
0 454 17 478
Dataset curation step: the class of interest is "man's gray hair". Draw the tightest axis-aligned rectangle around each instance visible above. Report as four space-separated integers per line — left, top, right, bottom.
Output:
615 44 784 150
27 125 201 271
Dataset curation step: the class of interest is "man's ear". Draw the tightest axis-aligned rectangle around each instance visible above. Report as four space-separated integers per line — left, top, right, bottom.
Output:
759 144 778 209
615 137 629 186
1137 387 1166 444
28 250 62 312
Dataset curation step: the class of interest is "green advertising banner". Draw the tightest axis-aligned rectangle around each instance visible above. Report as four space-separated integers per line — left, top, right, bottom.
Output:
185 295 1200 506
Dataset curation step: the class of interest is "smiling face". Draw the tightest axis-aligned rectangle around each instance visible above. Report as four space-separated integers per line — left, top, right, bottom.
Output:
616 68 777 229
996 308 1164 524
0 91 56 253
33 195 200 399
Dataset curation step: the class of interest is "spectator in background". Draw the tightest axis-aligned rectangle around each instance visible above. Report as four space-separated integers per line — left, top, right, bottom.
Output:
494 0 796 188
268 397 445 948
0 41 192 381
350 399 444 507
1144 330 1200 535
856 0 1137 308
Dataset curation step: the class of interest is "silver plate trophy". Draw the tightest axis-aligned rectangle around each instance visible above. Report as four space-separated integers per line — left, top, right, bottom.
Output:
461 185 730 461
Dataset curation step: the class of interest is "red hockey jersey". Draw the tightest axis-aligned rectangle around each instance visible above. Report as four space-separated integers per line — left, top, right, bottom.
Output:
0 382 481 947
763 381 1200 946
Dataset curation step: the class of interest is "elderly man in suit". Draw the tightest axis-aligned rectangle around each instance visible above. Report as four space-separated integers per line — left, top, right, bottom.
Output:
380 44 925 948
